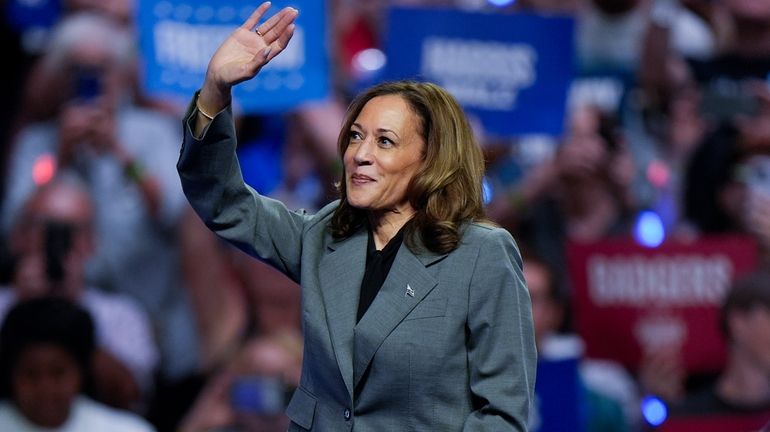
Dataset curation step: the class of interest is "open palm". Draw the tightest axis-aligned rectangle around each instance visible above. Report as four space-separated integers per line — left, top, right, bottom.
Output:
202 2 298 109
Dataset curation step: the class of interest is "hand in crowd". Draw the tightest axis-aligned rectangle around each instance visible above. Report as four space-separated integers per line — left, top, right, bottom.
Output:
554 131 608 180
178 334 300 432
58 101 120 163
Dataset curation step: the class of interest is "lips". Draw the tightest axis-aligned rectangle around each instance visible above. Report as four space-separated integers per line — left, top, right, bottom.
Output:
351 173 375 184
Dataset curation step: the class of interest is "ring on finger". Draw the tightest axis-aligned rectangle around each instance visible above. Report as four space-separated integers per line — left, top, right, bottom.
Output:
255 28 263 36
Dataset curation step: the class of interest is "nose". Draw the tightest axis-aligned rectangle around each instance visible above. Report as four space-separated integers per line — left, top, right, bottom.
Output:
352 138 373 165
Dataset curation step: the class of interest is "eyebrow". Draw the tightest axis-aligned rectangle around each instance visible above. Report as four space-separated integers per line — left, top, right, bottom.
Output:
351 123 401 140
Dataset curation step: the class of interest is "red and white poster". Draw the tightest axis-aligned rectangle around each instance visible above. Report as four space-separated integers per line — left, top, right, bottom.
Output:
567 235 759 373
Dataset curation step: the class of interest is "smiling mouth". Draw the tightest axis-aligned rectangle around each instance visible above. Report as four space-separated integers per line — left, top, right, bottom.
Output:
351 174 375 184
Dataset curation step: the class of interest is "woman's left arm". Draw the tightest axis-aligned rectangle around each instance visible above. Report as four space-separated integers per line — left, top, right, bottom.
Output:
464 227 537 431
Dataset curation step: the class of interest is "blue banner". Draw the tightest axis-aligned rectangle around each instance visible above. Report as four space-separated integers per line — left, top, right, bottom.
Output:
137 0 329 112
384 8 574 137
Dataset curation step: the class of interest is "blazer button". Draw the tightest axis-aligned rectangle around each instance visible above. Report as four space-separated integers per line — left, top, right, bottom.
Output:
343 408 351 420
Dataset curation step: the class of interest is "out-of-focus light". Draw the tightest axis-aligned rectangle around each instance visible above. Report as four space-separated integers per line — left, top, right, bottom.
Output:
482 177 493 205
352 48 386 74
634 210 665 248
646 160 670 188
641 395 668 427
487 0 516 7
32 153 56 185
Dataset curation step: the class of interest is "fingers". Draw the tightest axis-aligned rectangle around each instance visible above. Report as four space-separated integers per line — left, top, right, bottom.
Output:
248 22 296 70
242 2 272 30
256 7 298 43
267 23 296 61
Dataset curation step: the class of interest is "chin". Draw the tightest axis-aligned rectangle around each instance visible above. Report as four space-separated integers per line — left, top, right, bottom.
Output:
346 196 370 210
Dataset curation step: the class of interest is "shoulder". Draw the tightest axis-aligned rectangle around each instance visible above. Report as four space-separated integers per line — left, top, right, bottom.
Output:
71 397 156 432
306 199 340 232
0 401 26 429
456 222 523 274
120 106 177 129
81 289 149 321
12 122 57 151
461 222 518 251
119 106 180 143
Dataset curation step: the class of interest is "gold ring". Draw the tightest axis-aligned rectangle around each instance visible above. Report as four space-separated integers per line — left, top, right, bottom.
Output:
255 28 263 36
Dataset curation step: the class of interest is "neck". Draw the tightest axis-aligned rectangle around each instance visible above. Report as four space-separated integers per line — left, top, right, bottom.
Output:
368 208 414 250
716 346 770 407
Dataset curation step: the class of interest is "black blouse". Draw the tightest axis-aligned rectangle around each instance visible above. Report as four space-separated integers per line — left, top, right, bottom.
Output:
356 225 406 323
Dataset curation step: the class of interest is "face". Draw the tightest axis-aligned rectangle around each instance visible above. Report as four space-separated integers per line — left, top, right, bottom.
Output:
12 344 82 428
344 95 426 215
11 185 94 298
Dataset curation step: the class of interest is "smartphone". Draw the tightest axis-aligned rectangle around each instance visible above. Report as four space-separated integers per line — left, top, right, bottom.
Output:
44 221 74 287
72 66 103 103
699 84 760 121
230 375 286 416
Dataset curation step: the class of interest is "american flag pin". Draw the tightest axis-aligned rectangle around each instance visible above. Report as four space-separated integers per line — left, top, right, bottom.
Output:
405 284 415 297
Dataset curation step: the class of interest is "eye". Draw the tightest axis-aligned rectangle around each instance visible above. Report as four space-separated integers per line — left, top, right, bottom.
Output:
349 130 363 141
378 136 395 147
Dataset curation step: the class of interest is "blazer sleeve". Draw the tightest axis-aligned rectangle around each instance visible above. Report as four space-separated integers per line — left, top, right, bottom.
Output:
463 227 537 431
176 97 308 282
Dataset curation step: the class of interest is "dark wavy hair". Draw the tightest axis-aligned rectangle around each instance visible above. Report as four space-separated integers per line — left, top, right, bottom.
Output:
330 81 489 254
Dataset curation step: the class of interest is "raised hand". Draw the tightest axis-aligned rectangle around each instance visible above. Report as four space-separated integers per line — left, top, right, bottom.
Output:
199 2 298 114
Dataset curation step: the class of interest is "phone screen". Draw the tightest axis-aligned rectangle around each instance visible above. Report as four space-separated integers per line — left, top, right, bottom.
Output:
44 221 74 286
73 66 103 102
230 376 286 416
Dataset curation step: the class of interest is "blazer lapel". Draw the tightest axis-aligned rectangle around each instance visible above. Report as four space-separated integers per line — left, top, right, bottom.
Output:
318 228 367 397
352 245 447 388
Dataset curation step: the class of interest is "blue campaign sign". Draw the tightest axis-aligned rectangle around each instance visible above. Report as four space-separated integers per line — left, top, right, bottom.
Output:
137 0 329 112
384 8 574 136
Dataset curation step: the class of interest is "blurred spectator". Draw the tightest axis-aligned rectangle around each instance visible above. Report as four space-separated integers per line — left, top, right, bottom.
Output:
682 110 770 260
489 105 637 283
180 208 302 365
177 331 302 432
1 176 158 410
0 12 200 383
667 269 770 420
0 296 155 431
524 254 640 431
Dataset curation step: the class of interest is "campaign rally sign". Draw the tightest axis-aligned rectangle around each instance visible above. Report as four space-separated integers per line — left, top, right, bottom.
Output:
137 0 329 112
384 7 574 137
567 236 759 374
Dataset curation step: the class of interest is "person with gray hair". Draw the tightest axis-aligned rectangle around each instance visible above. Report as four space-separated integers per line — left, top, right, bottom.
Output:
1 175 159 410
1 11 201 385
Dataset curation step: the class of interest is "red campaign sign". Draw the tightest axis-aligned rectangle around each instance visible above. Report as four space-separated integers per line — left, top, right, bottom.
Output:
567 235 759 374
660 413 770 432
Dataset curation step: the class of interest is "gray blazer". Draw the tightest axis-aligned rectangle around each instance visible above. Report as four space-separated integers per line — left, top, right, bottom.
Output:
178 102 536 431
